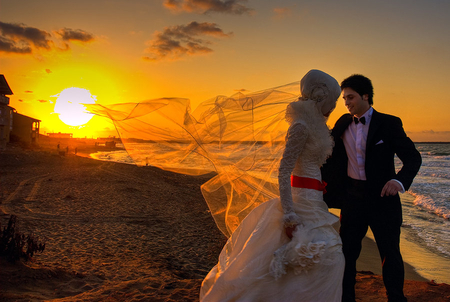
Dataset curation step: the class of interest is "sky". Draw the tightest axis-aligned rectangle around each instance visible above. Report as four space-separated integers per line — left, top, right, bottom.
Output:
1 0 450 141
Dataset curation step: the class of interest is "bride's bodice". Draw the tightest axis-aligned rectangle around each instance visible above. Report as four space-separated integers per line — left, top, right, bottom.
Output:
278 109 333 208
291 121 332 180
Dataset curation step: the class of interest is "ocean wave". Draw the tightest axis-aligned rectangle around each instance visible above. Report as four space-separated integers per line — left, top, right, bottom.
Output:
90 151 134 165
417 143 450 156
406 224 450 257
419 161 450 169
417 170 450 179
420 152 450 158
410 192 450 220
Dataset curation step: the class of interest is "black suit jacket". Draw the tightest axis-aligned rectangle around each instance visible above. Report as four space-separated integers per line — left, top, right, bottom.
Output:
322 109 422 209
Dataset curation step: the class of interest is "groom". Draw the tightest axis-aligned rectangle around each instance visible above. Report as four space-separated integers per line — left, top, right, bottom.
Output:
322 74 422 302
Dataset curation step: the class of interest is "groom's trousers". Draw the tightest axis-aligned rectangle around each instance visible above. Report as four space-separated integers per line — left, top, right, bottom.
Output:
340 177 407 302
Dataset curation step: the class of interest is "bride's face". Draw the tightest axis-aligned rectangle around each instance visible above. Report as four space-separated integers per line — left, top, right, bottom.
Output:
320 96 337 117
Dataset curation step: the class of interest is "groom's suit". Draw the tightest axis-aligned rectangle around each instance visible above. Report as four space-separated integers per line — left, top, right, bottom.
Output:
322 108 422 302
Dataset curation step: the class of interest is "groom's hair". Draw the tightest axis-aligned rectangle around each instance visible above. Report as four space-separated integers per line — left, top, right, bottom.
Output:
340 74 374 105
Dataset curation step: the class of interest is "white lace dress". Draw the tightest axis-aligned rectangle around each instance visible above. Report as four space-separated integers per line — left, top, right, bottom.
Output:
200 105 345 302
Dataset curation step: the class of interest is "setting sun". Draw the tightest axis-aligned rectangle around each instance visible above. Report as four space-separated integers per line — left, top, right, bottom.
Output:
53 87 96 126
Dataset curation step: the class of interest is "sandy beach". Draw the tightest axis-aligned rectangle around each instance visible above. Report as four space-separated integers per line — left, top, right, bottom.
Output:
1 140 449 301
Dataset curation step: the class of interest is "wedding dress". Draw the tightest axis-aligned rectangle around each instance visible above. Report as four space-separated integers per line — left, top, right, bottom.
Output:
200 72 345 302
86 70 345 301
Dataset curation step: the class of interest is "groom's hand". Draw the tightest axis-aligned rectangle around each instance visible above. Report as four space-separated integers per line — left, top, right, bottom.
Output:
381 180 403 197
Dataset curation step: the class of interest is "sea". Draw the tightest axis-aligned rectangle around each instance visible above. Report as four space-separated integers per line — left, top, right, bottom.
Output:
90 142 450 284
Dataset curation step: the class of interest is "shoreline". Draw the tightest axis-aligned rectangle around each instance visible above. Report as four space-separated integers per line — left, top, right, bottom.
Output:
1 142 449 301
74 138 446 283
328 208 435 284
332 192 450 285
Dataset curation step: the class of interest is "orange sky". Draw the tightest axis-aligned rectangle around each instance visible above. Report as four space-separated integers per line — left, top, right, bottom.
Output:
1 0 450 141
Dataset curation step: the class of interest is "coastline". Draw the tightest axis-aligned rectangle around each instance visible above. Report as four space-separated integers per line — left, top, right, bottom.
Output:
1 141 449 301
330 204 450 285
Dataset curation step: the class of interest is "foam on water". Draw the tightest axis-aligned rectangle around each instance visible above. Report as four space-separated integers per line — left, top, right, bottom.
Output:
91 150 134 165
409 191 450 220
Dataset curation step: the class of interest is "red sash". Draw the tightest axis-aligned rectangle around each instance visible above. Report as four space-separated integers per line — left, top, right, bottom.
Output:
291 175 327 193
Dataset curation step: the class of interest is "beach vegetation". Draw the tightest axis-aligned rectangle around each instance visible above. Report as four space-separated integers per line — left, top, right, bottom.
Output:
0 215 46 263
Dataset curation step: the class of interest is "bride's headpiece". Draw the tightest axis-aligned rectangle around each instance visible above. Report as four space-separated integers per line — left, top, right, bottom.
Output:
285 70 340 124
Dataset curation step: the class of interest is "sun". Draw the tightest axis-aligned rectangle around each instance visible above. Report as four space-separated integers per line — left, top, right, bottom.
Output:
54 87 96 126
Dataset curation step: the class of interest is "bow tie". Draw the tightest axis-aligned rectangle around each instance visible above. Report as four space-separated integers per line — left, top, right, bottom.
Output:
354 116 366 125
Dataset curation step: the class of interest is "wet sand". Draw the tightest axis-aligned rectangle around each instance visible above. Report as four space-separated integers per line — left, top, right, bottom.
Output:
1 141 449 301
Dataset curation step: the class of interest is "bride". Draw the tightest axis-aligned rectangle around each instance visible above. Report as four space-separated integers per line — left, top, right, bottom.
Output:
200 70 345 302
85 69 345 301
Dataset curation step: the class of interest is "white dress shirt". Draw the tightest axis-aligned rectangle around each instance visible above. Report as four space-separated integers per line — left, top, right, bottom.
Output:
342 107 405 192
343 107 373 180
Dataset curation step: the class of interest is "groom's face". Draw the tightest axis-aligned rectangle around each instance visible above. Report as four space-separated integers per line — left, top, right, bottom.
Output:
342 87 370 117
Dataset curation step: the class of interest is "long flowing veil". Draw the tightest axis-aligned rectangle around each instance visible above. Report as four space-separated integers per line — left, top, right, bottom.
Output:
86 82 301 237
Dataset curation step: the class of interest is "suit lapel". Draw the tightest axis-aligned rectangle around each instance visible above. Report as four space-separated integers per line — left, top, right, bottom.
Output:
335 114 353 137
367 109 381 151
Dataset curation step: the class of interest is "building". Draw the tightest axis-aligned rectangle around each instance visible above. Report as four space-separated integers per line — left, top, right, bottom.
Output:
47 132 73 139
11 112 41 144
0 74 41 148
0 75 14 149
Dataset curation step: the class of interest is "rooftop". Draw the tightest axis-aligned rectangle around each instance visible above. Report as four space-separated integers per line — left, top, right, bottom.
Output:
0 75 13 95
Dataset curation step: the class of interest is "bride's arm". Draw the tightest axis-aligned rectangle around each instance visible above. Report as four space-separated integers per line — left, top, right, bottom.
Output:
278 122 308 238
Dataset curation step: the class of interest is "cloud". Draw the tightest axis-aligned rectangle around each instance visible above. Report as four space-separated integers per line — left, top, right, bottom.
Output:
54 28 94 42
25 90 33 93
163 0 253 15
45 69 52 73
272 5 309 21
0 21 52 49
38 99 47 103
143 21 232 61
0 22 95 55
272 7 293 20
0 22 51 54
0 36 32 54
